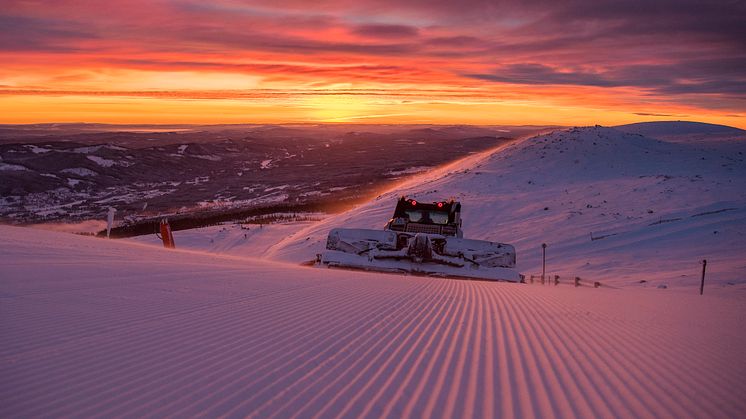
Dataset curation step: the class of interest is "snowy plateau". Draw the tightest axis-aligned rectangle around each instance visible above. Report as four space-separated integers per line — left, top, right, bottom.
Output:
2 122 746 418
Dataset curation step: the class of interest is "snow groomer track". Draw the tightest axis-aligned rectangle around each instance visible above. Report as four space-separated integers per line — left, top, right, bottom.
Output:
1 226 745 418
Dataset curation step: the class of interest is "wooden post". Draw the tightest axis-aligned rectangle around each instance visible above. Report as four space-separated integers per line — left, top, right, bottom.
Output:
541 243 547 283
159 219 175 249
574 277 580 287
554 275 560 286
700 259 707 295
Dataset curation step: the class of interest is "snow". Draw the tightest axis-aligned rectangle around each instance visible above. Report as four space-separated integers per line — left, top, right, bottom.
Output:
92 188 176 205
1 225 745 417
268 125 746 289
264 184 290 192
185 176 210 185
616 120 744 138
27 220 107 234
60 167 97 177
71 145 127 154
193 192 290 211
86 155 116 167
129 222 319 257
86 155 134 168
300 190 325 197
616 121 746 144
73 145 105 154
24 145 51 154
260 159 273 169
0 162 28 171
191 154 222 161
3 121 746 416
254 193 289 205
385 166 431 176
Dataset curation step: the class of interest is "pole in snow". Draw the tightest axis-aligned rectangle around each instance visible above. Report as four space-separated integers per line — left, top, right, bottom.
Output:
160 219 176 249
541 243 547 282
106 207 116 238
700 259 707 295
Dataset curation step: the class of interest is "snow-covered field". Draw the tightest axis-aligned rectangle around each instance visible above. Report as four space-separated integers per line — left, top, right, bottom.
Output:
3 121 746 417
2 225 745 417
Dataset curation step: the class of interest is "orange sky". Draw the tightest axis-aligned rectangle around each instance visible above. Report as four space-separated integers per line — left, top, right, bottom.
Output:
1 0 744 128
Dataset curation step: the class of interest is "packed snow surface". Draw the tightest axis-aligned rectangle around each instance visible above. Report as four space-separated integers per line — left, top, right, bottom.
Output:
2 226 745 417
129 222 318 257
3 122 746 417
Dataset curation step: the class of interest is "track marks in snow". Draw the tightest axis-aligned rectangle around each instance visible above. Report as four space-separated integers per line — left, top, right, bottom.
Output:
1 227 745 418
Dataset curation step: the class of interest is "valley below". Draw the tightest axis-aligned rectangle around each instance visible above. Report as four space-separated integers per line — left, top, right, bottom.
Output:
0 124 549 234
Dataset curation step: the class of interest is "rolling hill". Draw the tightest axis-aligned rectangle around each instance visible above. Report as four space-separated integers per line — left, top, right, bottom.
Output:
267 123 746 289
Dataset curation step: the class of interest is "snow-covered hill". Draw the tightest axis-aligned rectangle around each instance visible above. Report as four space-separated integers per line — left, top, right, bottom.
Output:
268 125 746 289
616 121 746 143
2 225 745 417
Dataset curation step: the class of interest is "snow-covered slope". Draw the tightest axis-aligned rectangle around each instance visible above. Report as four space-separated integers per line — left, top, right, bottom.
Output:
128 221 320 258
616 121 746 143
2 226 745 417
268 126 746 288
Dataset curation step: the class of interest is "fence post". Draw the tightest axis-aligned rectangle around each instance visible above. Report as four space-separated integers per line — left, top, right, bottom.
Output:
700 259 707 295
541 243 547 283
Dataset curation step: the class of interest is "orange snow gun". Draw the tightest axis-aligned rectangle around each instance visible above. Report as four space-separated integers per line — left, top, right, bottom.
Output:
157 219 176 249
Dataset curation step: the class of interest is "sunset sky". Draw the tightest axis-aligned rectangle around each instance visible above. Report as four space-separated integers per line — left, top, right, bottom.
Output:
1 0 745 127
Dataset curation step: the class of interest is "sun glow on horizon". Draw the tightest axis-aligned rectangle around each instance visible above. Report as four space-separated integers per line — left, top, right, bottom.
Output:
1 1 744 128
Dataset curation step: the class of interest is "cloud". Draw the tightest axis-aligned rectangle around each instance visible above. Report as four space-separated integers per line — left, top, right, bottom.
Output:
634 112 674 117
548 0 746 49
92 58 434 86
1 0 744 119
467 58 746 97
182 27 418 56
0 14 97 52
467 64 619 88
352 24 419 39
